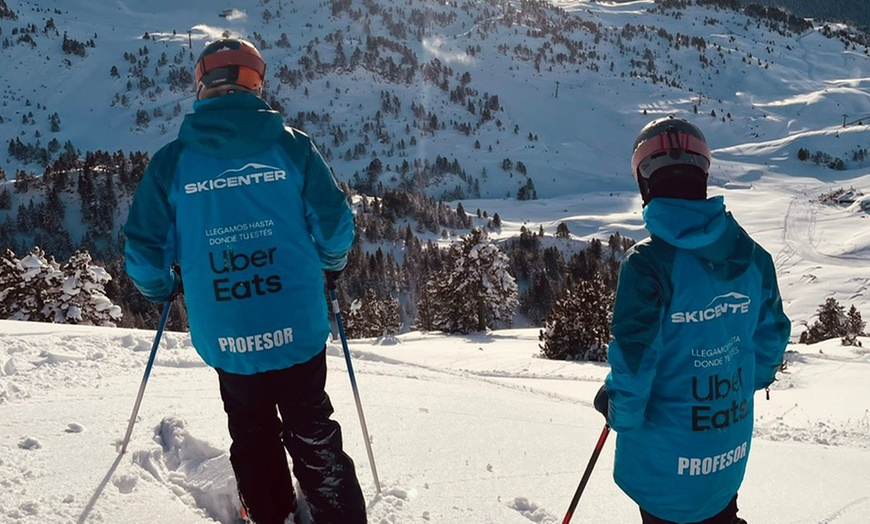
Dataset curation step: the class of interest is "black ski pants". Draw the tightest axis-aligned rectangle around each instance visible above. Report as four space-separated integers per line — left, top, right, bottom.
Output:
640 494 741 524
216 349 366 524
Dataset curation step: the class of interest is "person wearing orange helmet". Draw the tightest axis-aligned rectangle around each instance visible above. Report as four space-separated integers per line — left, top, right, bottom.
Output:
593 116 790 523
194 38 266 99
124 38 366 524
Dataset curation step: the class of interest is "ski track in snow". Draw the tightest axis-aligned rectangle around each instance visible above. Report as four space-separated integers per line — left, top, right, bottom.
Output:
125 416 413 524
3 330 595 409
10 328 870 456
782 197 868 268
325 344 601 407
817 496 870 524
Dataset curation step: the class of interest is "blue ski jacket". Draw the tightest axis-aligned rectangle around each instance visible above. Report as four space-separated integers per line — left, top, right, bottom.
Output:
604 196 790 522
124 92 355 375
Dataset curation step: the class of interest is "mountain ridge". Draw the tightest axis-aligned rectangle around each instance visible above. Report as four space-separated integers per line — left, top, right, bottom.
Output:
2 0 868 198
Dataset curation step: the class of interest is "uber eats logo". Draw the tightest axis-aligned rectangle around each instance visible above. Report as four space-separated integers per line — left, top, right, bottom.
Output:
209 247 282 301
691 367 748 431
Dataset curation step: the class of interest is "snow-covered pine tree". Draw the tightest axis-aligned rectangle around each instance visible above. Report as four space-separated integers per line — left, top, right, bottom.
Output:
42 249 122 326
424 228 518 334
344 289 401 339
8 247 62 321
0 248 25 319
539 272 613 361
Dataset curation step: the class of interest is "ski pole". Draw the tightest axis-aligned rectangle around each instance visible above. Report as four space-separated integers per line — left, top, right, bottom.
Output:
120 301 172 454
562 423 611 524
326 273 381 494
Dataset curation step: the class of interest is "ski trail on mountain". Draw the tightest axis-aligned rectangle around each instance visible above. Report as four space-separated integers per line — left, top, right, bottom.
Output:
817 496 870 523
782 197 867 267
326 344 598 406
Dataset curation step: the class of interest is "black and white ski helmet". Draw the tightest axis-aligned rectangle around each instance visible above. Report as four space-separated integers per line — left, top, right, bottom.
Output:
631 116 712 181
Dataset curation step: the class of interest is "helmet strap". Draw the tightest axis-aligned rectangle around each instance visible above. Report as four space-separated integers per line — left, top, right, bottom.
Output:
637 175 652 207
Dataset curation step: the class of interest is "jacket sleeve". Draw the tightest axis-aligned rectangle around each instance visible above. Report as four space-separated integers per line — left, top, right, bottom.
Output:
299 138 355 271
123 143 180 302
752 249 791 390
604 246 668 432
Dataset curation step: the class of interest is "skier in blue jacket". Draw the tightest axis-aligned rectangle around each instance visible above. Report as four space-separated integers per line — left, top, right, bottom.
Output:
123 38 365 524
594 116 790 524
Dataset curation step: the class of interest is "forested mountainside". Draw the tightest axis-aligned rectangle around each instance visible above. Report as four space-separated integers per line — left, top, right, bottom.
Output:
739 0 870 29
0 0 868 334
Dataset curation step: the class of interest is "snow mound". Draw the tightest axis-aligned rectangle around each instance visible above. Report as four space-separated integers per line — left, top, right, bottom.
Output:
131 416 240 523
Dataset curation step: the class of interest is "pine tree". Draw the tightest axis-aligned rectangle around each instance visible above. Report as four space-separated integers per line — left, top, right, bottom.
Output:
817 297 844 336
43 250 122 326
423 228 518 334
8 247 62 321
539 272 613 361
519 270 557 325
102 254 164 329
842 304 865 347
344 289 401 339
799 297 856 344
414 280 437 331
379 293 401 336
0 218 14 253
0 249 24 319
0 188 11 210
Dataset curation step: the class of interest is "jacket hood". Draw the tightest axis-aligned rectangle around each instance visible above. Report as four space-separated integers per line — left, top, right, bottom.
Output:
643 196 755 279
179 92 285 158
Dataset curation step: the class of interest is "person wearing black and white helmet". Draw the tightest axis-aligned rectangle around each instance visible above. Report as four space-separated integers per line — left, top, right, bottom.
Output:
631 116 712 206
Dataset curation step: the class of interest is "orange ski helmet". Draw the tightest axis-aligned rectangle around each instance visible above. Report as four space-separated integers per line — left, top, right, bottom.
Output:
195 38 266 98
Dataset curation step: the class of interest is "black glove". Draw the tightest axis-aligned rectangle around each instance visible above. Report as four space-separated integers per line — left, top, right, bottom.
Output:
593 384 609 420
324 269 343 290
169 263 184 301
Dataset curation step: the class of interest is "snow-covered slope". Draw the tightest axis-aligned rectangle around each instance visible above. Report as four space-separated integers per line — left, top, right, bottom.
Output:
1 321 869 523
